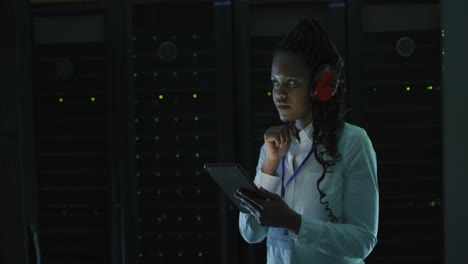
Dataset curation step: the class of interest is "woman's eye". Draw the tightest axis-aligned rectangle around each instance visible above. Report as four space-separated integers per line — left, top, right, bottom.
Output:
272 80 279 86
288 80 296 86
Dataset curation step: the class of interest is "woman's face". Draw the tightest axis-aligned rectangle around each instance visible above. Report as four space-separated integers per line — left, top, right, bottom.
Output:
271 52 314 129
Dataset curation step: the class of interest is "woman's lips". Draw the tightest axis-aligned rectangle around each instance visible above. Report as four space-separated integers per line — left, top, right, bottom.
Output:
277 105 291 110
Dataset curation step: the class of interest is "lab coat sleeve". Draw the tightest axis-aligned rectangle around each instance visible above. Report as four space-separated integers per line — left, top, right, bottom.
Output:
238 144 282 244
290 128 379 260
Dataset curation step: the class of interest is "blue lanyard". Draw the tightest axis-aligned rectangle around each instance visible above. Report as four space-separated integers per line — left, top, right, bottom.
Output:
281 144 316 198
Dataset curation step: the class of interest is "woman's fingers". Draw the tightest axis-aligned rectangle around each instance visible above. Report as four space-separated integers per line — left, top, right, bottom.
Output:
235 190 264 211
240 202 260 217
267 127 295 147
265 133 280 147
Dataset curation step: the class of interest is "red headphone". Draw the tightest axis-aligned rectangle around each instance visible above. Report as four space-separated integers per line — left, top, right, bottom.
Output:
309 44 345 102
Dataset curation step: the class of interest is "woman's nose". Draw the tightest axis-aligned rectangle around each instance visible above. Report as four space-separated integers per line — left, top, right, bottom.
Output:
274 85 287 98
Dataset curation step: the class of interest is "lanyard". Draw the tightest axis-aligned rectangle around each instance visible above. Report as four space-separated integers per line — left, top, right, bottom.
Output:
281 144 316 198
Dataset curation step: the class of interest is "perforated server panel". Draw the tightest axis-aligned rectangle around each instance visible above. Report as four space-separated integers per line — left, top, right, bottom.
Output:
32 12 111 264
1 2 31 263
360 2 443 263
131 3 221 263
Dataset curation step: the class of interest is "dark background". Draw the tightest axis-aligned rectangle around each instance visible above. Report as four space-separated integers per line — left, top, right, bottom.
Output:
2 0 466 264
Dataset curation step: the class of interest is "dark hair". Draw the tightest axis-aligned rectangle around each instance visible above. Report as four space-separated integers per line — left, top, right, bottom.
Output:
273 16 347 222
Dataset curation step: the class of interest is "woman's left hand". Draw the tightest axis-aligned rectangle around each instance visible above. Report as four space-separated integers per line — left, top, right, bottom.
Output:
234 187 301 234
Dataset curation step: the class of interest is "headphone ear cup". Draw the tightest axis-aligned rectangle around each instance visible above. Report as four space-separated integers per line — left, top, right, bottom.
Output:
311 65 337 102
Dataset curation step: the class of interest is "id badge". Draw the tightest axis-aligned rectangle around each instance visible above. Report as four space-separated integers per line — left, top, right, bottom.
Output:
267 227 293 250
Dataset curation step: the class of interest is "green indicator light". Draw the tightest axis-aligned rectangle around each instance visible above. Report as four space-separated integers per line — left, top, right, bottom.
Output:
154 117 159 123
406 86 411 91
153 72 158 77
90 97 96 102
156 172 161 177
196 214 202 221
135 136 140 141
193 52 198 58
193 93 198 99
134 118 139 123
133 73 138 78
152 35 157 40
427 86 433 90
431 201 436 207
176 153 181 159
198 252 203 257
194 116 199 121
159 95 164 100
58 98 64 103
136 154 140 159
195 153 200 158
195 170 200 176
155 135 160 141
267 91 272 96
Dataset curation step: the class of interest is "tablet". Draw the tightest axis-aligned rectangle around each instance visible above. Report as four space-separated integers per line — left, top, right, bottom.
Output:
204 163 260 213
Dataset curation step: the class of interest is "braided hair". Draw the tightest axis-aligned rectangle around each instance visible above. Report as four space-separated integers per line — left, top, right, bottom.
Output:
273 16 348 222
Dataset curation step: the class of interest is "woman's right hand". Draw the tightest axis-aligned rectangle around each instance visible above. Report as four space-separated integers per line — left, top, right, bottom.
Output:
262 122 298 174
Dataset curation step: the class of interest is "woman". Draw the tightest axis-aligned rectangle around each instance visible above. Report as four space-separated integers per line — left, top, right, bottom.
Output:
234 16 379 264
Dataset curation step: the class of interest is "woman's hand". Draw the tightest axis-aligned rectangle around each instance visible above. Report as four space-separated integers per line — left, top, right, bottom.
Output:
262 121 299 175
234 187 302 234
